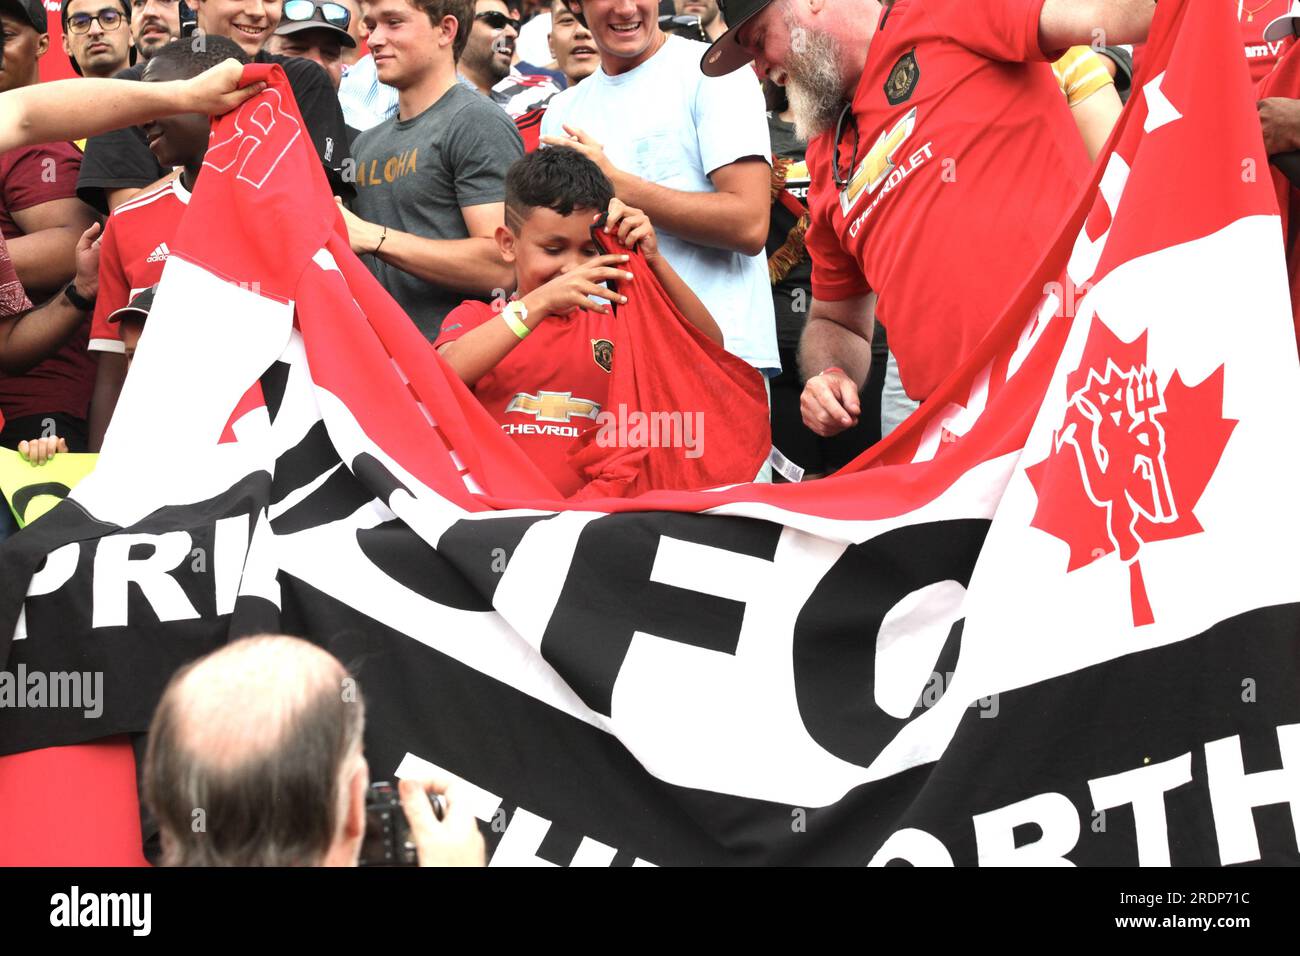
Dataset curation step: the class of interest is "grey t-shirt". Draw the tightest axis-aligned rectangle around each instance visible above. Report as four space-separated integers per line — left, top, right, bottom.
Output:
350 84 523 339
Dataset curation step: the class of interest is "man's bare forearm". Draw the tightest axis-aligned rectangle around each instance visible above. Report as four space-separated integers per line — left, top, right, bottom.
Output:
1040 0 1155 50
374 232 513 297
798 315 872 386
0 78 196 155
0 294 89 375
7 228 84 300
608 171 769 256
644 253 723 346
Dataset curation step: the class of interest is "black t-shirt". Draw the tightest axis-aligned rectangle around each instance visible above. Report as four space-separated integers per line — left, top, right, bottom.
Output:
77 52 355 214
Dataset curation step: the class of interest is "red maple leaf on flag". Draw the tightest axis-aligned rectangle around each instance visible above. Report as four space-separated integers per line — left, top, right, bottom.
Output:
1025 315 1236 626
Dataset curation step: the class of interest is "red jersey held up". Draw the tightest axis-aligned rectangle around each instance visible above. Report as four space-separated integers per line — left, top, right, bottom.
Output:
90 176 190 354
804 0 1089 402
435 299 616 496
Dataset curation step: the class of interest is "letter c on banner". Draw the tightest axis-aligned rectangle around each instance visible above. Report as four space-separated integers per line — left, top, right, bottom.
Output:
791 519 989 768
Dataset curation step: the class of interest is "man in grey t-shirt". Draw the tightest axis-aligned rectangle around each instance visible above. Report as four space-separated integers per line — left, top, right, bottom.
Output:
340 0 521 340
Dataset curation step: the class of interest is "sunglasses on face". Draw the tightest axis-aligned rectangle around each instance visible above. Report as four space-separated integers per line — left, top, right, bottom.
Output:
283 0 352 30
67 9 126 33
475 11 521 31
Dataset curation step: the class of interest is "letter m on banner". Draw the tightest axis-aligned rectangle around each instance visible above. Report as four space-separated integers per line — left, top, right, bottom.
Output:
204 89 301 189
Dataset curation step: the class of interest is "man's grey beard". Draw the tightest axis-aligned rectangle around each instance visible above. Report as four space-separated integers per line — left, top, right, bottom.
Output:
782 14 849 141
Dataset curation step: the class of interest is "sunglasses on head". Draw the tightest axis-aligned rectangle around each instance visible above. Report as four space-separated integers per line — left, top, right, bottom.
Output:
475 11 521 31
282 0 352 30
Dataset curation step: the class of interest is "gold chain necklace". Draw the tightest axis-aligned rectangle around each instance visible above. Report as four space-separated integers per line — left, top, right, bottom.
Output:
1242 0 1276 22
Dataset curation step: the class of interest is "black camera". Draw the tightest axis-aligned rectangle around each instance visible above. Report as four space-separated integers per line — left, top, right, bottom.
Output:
359 781 444 867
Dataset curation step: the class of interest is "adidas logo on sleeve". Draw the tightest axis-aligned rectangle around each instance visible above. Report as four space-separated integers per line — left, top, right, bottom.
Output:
88 177 191 354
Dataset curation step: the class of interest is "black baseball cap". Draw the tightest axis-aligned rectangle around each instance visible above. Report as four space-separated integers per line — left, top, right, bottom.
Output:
60 0 135 76
0 0 48 33
700 0 773 77
274 0 357 48
1264 2 1300 41
107 285 157 324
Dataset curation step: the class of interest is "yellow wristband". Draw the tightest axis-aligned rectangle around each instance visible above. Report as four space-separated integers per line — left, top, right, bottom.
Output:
502 301 530 340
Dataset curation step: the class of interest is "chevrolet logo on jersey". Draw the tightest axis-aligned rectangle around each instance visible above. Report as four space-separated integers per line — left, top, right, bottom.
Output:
840 106 918 218
505 390 602 423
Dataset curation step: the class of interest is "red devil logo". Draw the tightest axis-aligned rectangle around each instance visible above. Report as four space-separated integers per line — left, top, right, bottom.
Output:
1026 315 1235 626
1059 360 1177 561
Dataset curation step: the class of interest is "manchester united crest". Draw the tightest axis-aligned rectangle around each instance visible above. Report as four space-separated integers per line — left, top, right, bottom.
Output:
592 338 614 373
884 50 919 106
1026 314 1236 627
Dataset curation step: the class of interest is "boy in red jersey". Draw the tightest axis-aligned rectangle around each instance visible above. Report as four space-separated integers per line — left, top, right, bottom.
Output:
435 146 723 496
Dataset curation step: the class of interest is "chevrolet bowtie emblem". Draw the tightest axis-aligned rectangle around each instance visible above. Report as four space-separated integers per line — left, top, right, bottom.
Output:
840 105 918 217
505 390 602 423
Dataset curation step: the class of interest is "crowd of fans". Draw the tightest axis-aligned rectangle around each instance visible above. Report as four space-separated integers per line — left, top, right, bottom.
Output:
1 0 1296 513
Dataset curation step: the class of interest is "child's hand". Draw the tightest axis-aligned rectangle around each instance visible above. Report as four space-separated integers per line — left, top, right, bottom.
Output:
521 254 634 318
18 436 68 466
604 199 658 260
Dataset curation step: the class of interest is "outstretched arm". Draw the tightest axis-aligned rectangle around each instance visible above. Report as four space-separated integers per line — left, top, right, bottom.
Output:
0 60 264 156
1039 0 1156 51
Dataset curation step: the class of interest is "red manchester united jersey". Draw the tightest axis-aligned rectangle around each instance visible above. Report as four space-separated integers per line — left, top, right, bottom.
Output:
1236 0 1290 81
89 176 190 354
1135 1 1290 84
435 299 617 496
804 0 1089 401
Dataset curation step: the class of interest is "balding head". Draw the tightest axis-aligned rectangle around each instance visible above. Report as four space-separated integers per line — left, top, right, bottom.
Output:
144 635 368 866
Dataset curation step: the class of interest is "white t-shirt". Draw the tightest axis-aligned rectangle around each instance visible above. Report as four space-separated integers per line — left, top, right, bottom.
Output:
338 54 400 132
541 34 779 373
516 13 553 68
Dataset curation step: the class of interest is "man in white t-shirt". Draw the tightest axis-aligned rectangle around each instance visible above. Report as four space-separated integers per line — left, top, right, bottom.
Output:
539 0 776 377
